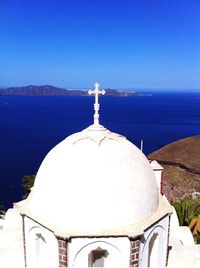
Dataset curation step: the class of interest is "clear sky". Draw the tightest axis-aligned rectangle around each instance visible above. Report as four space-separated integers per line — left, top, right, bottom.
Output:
0 0 200 90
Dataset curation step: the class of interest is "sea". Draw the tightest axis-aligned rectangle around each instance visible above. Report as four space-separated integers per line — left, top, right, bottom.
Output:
0 92 200 208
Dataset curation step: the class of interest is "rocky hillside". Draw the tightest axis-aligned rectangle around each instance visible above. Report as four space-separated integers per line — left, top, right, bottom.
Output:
148 136 200 200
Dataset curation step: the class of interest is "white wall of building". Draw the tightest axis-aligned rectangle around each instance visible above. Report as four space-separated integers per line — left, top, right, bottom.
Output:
150 160 163 194
24 217 59 268
68 237 130 267
3 208 22 230
0 208 25 267
139 215 169 268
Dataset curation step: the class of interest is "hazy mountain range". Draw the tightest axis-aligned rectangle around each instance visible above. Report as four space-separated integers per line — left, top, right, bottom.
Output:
0 85 136 96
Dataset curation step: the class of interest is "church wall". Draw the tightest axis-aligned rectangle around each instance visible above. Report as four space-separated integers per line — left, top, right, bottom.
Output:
150 160 164 194
153 169 163 193
68 237 130 267
23 216 59 267
3 208 23 230
0 219 4 229
139 214 170 267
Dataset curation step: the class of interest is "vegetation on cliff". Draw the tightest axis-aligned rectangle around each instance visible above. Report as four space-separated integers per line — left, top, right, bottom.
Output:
22 175 36 199
0 204 5 219
172 199 200 243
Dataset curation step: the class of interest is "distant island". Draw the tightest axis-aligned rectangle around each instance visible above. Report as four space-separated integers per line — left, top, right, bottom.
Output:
0 85 136 97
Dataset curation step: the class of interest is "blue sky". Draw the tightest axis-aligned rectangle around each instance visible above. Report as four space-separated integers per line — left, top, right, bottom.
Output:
0 0 200 90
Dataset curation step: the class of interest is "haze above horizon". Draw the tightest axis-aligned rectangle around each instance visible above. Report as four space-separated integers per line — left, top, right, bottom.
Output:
0 0 200 91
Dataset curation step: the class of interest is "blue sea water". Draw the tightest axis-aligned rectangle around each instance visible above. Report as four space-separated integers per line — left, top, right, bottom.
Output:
0 92 200 208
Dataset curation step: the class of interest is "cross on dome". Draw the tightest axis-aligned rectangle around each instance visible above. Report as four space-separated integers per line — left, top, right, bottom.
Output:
88 83 105 125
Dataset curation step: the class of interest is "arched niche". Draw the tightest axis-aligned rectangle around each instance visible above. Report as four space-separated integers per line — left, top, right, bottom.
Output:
140 225 167 267
72 240 122 267
26 225 59 268
147 232 159 267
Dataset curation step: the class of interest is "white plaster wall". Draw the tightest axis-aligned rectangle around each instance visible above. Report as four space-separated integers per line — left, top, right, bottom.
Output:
139 215 170 268
167 244 200 268
24 217 59 268
170 226 195 246
68 237 130 267
153 170 162 193
0 219 4 229
170 207 179 229
3 208 22 230
0 209 25 267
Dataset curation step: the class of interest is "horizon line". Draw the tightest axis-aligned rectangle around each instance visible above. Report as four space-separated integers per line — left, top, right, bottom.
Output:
0 84 200 92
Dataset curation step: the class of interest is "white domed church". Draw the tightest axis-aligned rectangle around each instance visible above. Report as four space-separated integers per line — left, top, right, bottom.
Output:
0 83 200 267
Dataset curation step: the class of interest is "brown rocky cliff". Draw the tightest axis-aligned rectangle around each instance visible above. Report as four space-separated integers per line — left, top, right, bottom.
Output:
148 136 200 200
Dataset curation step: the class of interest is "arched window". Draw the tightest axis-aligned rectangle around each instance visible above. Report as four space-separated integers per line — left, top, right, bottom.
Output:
88 247 109 267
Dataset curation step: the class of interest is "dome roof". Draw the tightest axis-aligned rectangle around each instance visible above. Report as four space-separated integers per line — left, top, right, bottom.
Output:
24 123 159 233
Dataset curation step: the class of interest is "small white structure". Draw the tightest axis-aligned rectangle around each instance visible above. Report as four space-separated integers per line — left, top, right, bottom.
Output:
150 160 164 194
0 83 199 267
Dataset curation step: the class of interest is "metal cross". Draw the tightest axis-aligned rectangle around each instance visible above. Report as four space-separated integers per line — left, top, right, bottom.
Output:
88 83 105 125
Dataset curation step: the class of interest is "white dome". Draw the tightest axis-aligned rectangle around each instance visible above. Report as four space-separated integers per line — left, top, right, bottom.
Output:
25 124 159 233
